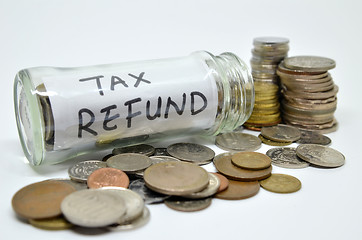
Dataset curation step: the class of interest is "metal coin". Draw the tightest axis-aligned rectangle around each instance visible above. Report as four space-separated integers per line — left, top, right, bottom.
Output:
144 161 209 196
42 178 88 191
164 197 212 212
296 130 331 145
102 153 114 162
12 180 76 220
149 155 180 164
211 172 229 193
259 173 301 193
99 187 144 224
129 179 170 204
61 189 127 228
112 144 155 156
258 134 292 146
107 206 150 231
68 160 107 183
284 56 336 72
266 147 309 169
215 132 262 152
231 152 271 170
182 173 220 199
29 216 73 230
153 148 170 156
213 152 272 181
106 153 152 173
167 143 215 165
253 36 289 46
87 168 130 189
215 179 260 200
261 124 301 142
296 144 345 167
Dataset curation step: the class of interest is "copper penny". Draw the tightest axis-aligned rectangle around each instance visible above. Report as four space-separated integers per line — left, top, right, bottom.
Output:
87 168 130 189
215 180 260 200
213 153 272 181
231 152 271 170
12 180 76 219
211 172 229 193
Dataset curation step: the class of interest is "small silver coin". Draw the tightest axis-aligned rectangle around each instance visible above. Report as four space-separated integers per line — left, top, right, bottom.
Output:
128 179 170 204
167 143 215 165
296 144 345 168
164 197 212 212
261 124 301 142
215 132 262 152
107 206 150 231
181 173 220 199
106 153 152 173
68 160 107 183
112 144 155 156
266 147 309 169
296 130 331 145
284 56 336 72
61 189 127 228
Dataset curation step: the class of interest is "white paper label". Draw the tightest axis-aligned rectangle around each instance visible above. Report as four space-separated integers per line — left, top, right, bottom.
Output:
43 56 218 150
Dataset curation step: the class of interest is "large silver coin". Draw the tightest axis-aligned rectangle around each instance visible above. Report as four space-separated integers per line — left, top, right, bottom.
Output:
182 173 220 199
296 144 345 167
107 206 150 231
215 132 261 152
164 197 212 212
296 130 331 145
129 179 170 204
99 187 144 224
61 189 126 228
106 153 152 173
167 143 215 165
266 147 309 169
261 124 301 142
68 160 107 183
112 144 155 156
284 56 336 72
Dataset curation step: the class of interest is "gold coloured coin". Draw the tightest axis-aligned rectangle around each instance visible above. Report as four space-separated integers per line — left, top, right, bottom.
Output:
29 216 73 230
259 173 301 193
215 180 260 200
144 161 209 196
231 152 271 170
258 134 292 146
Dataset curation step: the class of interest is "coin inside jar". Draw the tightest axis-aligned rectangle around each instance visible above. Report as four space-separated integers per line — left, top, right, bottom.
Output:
231 152 272 170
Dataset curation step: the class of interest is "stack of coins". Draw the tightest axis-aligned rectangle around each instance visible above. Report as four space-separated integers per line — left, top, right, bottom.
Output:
277 56 338 133
244 37 289 130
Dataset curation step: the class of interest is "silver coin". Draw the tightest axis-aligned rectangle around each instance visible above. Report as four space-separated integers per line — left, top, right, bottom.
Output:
112 144 155 156
215 132 262 152
296 144 345 167
167 143 215 165
133 156 180 178
253 36 289 46
128 179 170 204
107 206 150 231
284 56 336 72
164 197 212 212
261 124 301 142
181 173 220 199
296 130 331 145
153 148 170 156
106 153 152 173
61 189 127 228
68 160 107 183
266 147 309 169
99 187 144 224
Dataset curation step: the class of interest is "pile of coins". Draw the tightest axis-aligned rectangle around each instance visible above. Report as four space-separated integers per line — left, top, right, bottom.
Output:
244 37 289 130
277 56 338 133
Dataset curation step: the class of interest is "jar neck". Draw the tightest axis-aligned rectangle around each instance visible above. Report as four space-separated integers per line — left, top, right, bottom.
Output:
199 51 255 134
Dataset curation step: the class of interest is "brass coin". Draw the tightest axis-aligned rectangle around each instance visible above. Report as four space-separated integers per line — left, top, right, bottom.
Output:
29 216 73 230
259 173 301 193
231 152 271 170
164 197 212 212
213 153 272 181
144 161 209 196
261 124 301 142
87 168 130 189
215 180 260 200
258 134 292 146
211 173 229 193
12 180 76 219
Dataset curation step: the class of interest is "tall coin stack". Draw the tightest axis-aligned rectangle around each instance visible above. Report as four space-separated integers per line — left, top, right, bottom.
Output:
244 37 289 131
277 56 338 133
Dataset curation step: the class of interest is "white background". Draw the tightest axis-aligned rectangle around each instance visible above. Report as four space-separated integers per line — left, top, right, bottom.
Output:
1 0 362 239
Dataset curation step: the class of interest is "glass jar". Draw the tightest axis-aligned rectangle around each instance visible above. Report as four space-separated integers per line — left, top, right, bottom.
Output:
14 51 254 165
